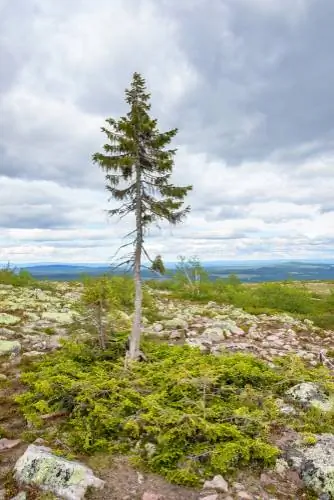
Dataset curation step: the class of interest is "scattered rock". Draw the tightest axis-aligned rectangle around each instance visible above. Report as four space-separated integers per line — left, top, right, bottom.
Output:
236 492 253 499
152 323 164 333
14 444 105 500
41 311 76 324
276 398 297 416
202 327 225 342
203 474 229 493
275 458 289 476
142 493 162 500
21 351 45 358
11 493 27 500
0 340 21 355
163 318 188 330
169 330 182 340
286 382 333 412
287 433 334 497
0 313 21 326
260 472 275 486
0 438 21 452
233 483 246 491
0 374 8 381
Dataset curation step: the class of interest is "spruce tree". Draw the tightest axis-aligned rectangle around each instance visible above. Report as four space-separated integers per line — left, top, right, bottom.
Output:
93 72 192 360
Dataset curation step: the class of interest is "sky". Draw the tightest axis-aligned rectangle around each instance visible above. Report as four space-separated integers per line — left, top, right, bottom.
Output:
0 0 333 264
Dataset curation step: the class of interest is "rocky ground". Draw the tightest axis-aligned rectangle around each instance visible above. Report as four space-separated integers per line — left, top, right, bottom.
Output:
0 282 333 500
144 293 334 366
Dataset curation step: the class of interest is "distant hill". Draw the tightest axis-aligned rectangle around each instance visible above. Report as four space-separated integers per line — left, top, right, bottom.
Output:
15 260 334 282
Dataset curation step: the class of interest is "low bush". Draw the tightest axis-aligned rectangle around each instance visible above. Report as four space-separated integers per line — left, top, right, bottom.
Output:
17 340 333 486
150 274 334 329
0 264 35 287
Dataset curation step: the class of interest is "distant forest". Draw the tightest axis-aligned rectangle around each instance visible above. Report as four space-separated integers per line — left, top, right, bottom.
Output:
19 261 334 283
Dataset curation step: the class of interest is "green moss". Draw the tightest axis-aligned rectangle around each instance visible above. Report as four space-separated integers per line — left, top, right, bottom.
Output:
43 327 56 336
16 339 333 487
301 433 318 446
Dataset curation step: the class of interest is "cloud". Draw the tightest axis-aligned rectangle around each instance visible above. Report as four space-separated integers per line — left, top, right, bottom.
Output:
0 0 333 262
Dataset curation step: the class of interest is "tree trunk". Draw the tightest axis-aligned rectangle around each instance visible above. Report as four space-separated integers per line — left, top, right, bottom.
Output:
129 163 142 360
97 296 106 350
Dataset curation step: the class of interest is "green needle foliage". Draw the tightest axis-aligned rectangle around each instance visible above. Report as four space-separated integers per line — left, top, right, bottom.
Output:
151 254 166 275
93 72 192 360
17 341 333 487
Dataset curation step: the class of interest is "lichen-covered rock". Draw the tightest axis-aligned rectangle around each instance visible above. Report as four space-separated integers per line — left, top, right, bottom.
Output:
286 382 333 412
203 474 229 493
14 444 104 500
212 320 244 336
202 327 225 342
10 493 27 500
41 311 75 324
21 351 45 358
0 340 21 355
0 313 21 326
163 318 188 330
287 434 334 498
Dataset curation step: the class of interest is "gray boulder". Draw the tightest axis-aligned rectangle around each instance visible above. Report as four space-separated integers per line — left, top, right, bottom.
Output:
287 434 334 498
11 493 27 500
0 340 21 356
14 444 104 500
212 320 244 336
286 382 333 412
203 474 229 493
41 311 76 324
163 318 188 330
202 327 225 343
0 313 21 326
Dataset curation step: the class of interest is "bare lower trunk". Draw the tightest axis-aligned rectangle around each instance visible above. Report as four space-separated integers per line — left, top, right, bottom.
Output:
97 297 106 350
129 256 142 360
129 162 142 361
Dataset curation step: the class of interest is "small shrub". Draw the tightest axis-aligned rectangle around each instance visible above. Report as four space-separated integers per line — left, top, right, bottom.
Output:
158 270 333 329
0 264 35 287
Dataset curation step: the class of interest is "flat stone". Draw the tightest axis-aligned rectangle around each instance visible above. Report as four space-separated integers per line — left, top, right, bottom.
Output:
0 438 22 452
11 493 27 500
236 492 253 500
170 330 182 340
286 383 333 412
202 327 225 342
287 434 334 497
152 323 163 332
142 493 162 500
41 311 75 324
200 495 218 500
21 351 45 358
186 338 210 352
203 474 229 493
0 340 21 355
163 318 188 330
14 444 104 500
0 313 21 326
275 458 289 476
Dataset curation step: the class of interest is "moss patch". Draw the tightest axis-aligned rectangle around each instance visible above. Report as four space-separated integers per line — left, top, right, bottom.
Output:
16 339 333 487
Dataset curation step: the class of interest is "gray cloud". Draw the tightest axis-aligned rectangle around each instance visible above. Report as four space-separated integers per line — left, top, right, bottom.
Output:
172 0 334 163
